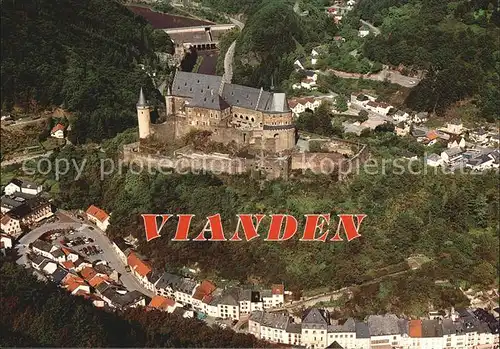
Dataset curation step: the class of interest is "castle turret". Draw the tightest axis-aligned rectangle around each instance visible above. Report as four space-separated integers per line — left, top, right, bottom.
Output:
137 88 151 139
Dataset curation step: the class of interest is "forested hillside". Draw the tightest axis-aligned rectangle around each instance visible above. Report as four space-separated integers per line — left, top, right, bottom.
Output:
232 0 337 89
1 0 169 143
0 256 271 347
358 0 500 119
13 136 498 316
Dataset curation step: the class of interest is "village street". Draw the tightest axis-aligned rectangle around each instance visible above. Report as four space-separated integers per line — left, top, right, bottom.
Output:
15 212 155 297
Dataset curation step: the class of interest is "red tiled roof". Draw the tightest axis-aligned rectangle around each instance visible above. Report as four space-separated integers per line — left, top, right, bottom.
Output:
202 294 213 304
149 295 175 309
288 97 316 109
367 101 379 107
51 123 65 133
127 252 151 277
378 102 391 108
198 280 216 295
86 205 109 223
61 247 76 256
409 320 422 337
80 267 97 281
62 261 75 270
426 130 439 141
1 215 11 225
88 275 107 287
271 284 284 295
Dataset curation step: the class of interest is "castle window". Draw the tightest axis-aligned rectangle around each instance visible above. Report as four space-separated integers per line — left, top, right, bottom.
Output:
245 116 249 120
204 97 207 101
185 82 187 86
251 118 254 122
190 87 192 91
197 79 200 83
240 115 243 119
234 114 237 118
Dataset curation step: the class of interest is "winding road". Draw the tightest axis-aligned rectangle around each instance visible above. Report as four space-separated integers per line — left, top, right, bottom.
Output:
222 17 244 84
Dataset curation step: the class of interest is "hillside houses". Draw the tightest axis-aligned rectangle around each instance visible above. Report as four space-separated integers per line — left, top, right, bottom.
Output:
27 237 146 310
249 307 499 349
288 97 321 117
1 191 52 238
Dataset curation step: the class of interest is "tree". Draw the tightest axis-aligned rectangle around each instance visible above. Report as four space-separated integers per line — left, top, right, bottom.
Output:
334 95 348 113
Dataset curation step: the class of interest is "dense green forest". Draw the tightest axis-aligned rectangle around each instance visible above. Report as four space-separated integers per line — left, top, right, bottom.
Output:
357 0 500 119
12 129 497 316
232 0 337 89
0 255 271 347
1 0 170 143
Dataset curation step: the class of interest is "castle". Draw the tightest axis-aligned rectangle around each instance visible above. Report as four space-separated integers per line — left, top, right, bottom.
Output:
125 71 367 179
139 71 296 153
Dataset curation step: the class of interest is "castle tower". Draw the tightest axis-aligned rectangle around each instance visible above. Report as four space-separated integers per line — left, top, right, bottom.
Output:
137 88 151 139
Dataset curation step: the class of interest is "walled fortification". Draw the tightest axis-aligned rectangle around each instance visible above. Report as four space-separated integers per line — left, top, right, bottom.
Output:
123 72 368 180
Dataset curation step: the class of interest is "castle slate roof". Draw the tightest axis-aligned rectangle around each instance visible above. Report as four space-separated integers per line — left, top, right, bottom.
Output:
171 71 289 113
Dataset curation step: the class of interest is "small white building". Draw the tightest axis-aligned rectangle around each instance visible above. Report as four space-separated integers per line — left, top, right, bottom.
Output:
393 110 410 123
4 178 43 196
395 123 410 136
447 136 466 149
446 119 464 134
441 147 464 163
311 49 320 66
426 153 443 167
0 233 13 251
85 205 110 231
50 123 65 139
358 25 370 37
288 97 321 116
0 215 21 237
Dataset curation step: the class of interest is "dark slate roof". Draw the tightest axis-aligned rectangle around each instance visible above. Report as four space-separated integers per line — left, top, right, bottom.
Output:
421 319 443 337
112 237 132 253
28 253 46 265
137 88 148 107
147 269 163 284
102 289 146 308
177 278 197 294
51 249 65 259
8 196 50 220
190 91 230 111
155 272 183 291
286 322 302 334
171 71 289 113
326 341 344 349
249 310 290 329
327 318 356 332
1 196 25 211
367 314 401 336
51 267 68 284
32 239 53 253
355 321 370 338
215 288 240 306
9 178 40 190
302 308 329 328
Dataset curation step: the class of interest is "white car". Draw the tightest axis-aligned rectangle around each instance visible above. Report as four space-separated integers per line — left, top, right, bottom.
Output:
409 81 416 85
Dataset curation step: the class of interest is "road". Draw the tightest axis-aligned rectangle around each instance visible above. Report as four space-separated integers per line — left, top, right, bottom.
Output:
1 151 53 167
222 17 244 84
15 213 154 297
269 262 420 313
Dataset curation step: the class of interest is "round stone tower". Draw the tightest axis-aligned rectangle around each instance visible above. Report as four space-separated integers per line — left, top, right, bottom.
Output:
137 87 151 139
